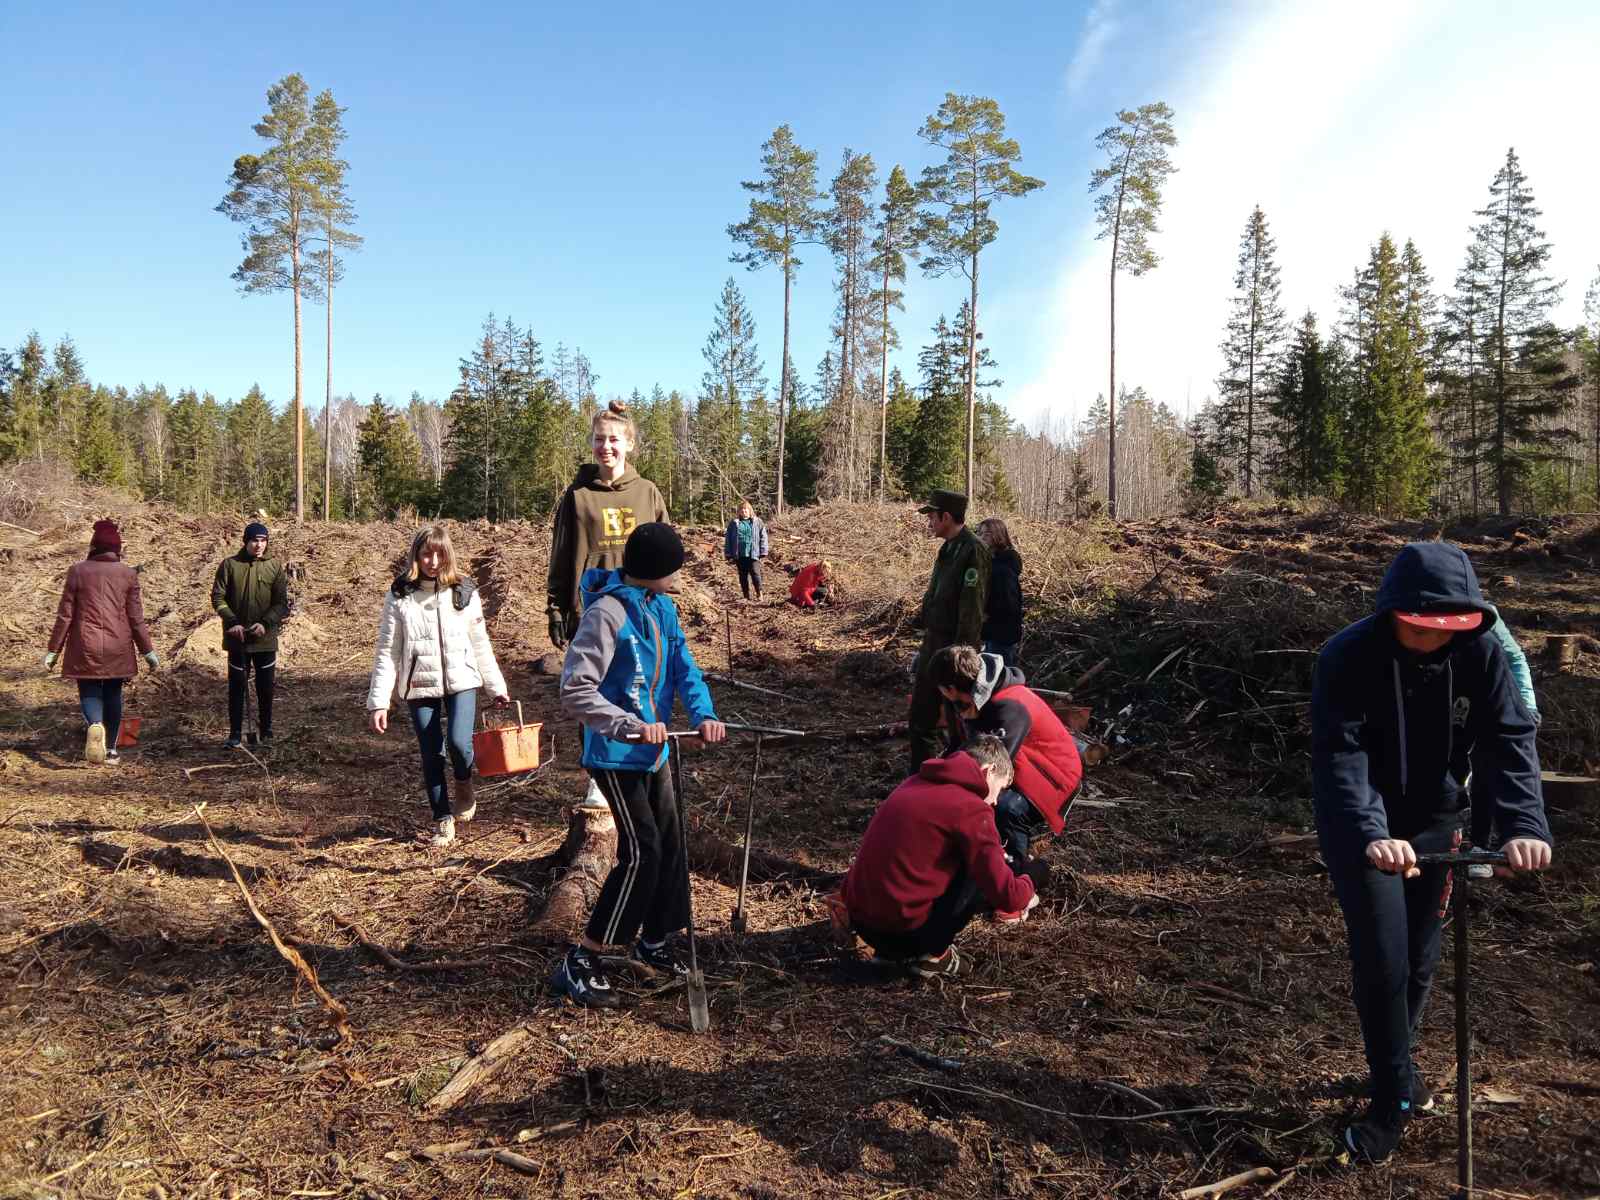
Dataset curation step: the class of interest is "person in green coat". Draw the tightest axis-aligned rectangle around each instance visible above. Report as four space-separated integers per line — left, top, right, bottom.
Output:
211 521 290 748
907 490 990 772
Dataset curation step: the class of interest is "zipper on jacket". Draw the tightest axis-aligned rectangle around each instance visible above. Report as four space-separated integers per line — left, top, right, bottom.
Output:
435 585 450 695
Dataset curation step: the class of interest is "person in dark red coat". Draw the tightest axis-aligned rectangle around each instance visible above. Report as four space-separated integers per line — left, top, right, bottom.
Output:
931 645 1083 865
45 520 158 764
841 735 1046 977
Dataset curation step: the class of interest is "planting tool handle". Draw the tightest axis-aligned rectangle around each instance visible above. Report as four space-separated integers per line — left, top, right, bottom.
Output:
1416 850 1507 866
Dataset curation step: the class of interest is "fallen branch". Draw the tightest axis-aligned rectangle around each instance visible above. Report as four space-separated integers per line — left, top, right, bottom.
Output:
421 1024 536 1114
333 914 492 973
193 803 352 1044
704 672 800 703
1190 981 1280 1012
1069 656 1111 693
1177 1166 1278 1199
873 1035 964 1072
887 1075 1247 1123
182 763 241 780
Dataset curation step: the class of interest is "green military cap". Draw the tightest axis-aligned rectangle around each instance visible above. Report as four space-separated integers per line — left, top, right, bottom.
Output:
917 489 968 524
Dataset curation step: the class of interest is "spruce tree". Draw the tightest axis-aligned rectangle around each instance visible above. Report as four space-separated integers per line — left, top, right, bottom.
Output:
1089 102 1177 517
217 74 326 523
1268 312 1342 498
75 387 124 486
1214 206 1286 496
1440 241 1494 513
357 394 423 517
697 279 767 520
226 384 276 504
1465 149 1576 514
917 93 1044 500
0 333 48 464
728 125 823 515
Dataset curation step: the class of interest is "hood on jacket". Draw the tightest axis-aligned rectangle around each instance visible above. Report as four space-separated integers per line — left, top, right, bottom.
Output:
971 653 1024 709
1374 542 1496 640
992 546 1022 571
581 566 635 608
392 573 477 609
571 462 641 492
916 750 992 797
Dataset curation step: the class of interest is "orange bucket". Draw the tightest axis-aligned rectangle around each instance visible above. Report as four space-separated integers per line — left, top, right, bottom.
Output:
472 702 542 777
117 716 142 747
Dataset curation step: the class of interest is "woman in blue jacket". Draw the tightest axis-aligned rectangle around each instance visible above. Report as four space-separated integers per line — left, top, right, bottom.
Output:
723 500 769 602
1311 542 1552 1164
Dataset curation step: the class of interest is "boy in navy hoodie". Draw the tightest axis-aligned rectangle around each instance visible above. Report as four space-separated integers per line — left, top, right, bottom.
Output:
554 523 725 1008
1312 542 1552 1163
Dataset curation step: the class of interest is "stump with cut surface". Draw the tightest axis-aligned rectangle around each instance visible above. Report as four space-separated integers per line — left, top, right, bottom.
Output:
530 806 616 936
1541 772 1599 810
1543 634 1581 672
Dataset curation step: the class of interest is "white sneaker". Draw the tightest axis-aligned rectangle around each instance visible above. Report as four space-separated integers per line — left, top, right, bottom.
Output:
578 778 609 811
429 816 456 848
85 722 106 764
105 749 123 766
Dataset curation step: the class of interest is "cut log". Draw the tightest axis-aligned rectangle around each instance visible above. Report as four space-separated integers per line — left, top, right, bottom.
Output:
529 806 616 937
1541 772 1599 809
1543 634 1580 671
422 1024 536 1114
688 829 841 890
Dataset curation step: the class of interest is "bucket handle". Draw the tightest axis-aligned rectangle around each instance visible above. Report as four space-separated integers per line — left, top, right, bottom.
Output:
481 700 525 730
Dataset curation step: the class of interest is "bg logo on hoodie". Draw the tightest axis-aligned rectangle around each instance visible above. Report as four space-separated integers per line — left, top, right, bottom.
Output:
602 507 637 540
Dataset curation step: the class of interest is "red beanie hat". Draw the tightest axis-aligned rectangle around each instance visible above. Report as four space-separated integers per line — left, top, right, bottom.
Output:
90 519 122 553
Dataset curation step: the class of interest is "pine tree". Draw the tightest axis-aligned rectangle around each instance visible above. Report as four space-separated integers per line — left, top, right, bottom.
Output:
869 166 921 500
1466 149 1577 514
729 125 823 515
217 74 326 523
1214 206 1286 496
307 88 361 520
1089 102 1178 517
917 93 1044 500
822 149 878 502
1584 269 1600 508
1268 312 1343 498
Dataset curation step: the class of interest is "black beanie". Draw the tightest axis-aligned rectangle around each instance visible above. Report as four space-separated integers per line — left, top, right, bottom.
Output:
244 522 269 542
622 522 685 581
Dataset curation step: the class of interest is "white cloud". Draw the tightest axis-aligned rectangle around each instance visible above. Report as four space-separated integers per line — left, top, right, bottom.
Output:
1064 0 1121 96
1010 0 1600 436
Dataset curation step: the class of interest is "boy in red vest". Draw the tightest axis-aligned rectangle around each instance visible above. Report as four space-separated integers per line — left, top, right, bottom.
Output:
930 645 1083 870
841 734 1046 976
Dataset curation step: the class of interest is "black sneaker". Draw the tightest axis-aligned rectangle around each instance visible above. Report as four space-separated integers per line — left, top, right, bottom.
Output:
552 947 620 1009
1410 1063 1435 1113
258 732 273 749
909 945 966 979
223 734 242 750
1344 1099 1413 1163
632 938 688 978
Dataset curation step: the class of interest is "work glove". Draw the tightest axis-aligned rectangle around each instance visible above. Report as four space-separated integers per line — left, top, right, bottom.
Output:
143 651 160 670
43 650 59 670
1018 857 1052 890
547 609 569 650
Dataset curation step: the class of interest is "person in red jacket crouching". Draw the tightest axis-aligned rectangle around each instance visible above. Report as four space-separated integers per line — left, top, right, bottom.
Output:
788 561 834 608
930 644 1083 872
841 734 1048 978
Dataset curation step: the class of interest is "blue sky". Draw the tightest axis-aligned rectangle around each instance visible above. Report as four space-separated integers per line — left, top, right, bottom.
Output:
4 0 1597 434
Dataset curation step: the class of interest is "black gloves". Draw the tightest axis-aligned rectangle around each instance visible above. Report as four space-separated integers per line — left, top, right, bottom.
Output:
547 609 569 650
1018 857 1052 889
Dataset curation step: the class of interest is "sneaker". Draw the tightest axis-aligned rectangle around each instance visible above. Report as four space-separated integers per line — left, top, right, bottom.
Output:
992 893 1042 926
429 816 456 848
1343 1099 1413 1163
632 938 688 978
258 732 274 749
552 946 621 1009
453 776 476 823
223 734 243 750
578 778 609 811
104 749 122 766
1410 1063 1435 1113
1467 862 1494 880
85 722 106 764
909 945 965 979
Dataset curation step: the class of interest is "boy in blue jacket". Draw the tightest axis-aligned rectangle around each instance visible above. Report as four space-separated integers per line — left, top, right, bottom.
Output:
1312 541 1552 1163
554 523 725 1008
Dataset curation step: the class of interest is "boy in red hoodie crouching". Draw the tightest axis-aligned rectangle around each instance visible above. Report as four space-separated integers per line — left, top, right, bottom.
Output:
841 734 1048 977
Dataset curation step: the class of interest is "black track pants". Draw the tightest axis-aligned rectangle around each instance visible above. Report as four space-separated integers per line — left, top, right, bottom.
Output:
584 765 689 948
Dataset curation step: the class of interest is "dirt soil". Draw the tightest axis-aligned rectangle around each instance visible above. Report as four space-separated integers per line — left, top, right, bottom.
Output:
2 489 1598 1199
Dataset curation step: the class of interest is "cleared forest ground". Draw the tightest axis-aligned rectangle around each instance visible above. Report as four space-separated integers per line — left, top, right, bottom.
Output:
1 487 1597 1199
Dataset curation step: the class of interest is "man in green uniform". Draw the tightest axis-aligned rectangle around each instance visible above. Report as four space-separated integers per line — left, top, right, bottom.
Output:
908 490 990 772
211 521 290 748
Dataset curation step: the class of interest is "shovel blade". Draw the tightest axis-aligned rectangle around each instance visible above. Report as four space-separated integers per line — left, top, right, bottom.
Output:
687 969 710 1033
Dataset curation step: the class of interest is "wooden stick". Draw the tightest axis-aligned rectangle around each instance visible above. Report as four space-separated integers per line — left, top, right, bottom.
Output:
182 764 241 780
726 609 734 675
1176 1167 1277 1199
704 672 798 702
874 1035 964 1072
421 1024 536 1114
886 1075 1246 1123
1069 656 1111 693
193 804 352 1044
332 914 492 973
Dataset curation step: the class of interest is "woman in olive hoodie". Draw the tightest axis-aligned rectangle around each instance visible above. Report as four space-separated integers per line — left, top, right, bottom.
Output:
546 398 668 811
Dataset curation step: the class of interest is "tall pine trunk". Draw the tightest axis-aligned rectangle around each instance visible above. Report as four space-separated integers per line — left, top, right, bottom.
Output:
965 252 979 501
1108 252 1117 519
878 262 891 502
292 231 305 523
323 214 333 521
776 260 792 515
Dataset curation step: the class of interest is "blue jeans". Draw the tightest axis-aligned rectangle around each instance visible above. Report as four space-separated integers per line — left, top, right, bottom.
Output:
78 679 126 749
994 787 1049 861
983 640 1019 670
409 691 477 820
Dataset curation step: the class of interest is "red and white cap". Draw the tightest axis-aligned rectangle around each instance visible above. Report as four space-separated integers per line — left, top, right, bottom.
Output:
1393 610 1483 632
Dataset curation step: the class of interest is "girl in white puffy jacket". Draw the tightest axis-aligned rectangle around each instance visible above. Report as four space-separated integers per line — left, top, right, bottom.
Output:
366 524 509 847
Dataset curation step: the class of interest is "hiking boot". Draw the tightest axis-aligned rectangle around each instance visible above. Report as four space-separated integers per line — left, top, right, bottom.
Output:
909 945 965 979
453 775 476 823
1343 1098 1413 1163
223 734 243 750
85 722 106 764
552 946 621 1009
429 816 456 848
632 937 688 978
1410 1063 1435 1113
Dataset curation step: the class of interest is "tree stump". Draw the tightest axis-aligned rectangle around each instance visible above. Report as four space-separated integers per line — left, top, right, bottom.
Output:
529 806 616 937
1541 772 1599 810
1543 635 1580 672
